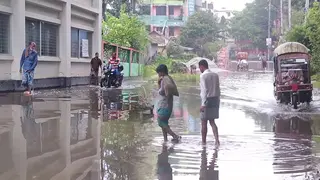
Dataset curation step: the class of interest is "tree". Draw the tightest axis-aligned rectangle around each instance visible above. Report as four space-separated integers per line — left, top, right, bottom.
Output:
292 0 317 10
180 11 222 56
102 0 139 20
103 5 148 50
166 38 183 58
202 41 225 60
286 2 320 74
229 0 278 50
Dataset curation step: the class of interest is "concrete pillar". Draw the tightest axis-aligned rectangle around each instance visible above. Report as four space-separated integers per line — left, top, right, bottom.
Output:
92 0 102 63
10 0 25 80
59 1 71 80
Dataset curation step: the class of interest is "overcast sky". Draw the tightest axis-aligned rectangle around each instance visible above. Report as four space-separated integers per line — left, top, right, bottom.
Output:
213 0 254 11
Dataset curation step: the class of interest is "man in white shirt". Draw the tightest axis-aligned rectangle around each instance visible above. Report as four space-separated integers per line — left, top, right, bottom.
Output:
199 59 221 146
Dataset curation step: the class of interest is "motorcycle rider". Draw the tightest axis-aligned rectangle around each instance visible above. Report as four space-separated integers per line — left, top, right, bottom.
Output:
108 52 121 76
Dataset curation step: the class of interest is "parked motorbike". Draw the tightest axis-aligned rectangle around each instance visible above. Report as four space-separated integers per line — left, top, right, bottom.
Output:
100 64 124 88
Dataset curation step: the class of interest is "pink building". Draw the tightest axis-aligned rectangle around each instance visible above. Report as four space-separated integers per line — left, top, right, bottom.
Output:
139 0 189 37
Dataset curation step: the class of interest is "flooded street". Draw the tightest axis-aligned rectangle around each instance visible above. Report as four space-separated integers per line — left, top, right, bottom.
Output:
1 73 320 180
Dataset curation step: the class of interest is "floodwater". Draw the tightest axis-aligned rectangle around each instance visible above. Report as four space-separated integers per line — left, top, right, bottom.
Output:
1 73 320 180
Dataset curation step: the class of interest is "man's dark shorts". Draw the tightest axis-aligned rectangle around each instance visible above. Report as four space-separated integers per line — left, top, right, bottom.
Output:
200 97 220 120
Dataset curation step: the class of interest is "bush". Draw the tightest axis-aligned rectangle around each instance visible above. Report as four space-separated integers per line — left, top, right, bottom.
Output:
143 56 173 78
171 73 200 82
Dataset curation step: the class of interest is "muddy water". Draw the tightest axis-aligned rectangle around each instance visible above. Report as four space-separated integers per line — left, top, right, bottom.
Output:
1 74 320 180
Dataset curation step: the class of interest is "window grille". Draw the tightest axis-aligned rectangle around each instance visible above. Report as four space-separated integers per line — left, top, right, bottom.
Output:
25 19 58 57
0 13 9 54
41 22 58 56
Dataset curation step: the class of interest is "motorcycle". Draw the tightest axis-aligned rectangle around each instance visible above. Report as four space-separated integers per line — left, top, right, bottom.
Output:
100 64 124 88
237 59 249 71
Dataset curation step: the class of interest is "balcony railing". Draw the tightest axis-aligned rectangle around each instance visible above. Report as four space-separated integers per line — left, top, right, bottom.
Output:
139 15 185 26
168 15 183 20
141 0 184 5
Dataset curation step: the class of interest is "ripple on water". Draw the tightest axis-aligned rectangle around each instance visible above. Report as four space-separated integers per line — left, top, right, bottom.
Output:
152 134 318 179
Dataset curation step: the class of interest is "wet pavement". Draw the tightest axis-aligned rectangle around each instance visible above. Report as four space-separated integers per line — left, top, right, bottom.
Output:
1 73 320 180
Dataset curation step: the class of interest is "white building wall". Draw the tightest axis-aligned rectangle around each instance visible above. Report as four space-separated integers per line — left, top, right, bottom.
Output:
0 0 102 81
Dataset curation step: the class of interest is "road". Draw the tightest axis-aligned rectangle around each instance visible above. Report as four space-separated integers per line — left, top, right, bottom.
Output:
0 72 320 180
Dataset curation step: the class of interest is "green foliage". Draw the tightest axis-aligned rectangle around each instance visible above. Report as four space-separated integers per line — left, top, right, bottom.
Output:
180 11 222 56
166 39 183 58
292 0 317 10
103 5 149 50
286 2 320 75
103 0 139 18
170 73 200 82
202 41 224 60
143 56 173 78
286 26 310 49
292 9 305 27
229 0 278 50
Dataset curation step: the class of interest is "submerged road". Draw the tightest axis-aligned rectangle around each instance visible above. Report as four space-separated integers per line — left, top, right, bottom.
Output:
1 72 320 180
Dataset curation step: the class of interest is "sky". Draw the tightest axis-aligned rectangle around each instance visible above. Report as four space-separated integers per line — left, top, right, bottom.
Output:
212 0 254 11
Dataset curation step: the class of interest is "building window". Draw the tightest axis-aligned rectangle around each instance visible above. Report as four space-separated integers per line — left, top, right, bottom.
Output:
169 27 174 37
0 13 9 54
71 28 92 58
169 6 174 15
156 6 166 15
25 19 58 57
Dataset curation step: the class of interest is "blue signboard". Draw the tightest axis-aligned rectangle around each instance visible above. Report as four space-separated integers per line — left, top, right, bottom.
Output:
188 0 195 16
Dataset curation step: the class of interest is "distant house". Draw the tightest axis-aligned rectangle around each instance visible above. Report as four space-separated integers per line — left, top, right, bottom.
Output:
147 31 169 64
146 31 194 64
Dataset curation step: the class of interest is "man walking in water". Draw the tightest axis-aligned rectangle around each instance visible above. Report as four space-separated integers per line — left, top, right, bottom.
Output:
156 64 181 143
199 59 220 146
20 42 38 96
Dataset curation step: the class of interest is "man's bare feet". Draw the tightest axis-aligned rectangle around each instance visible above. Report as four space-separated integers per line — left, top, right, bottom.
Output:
215 141 220 147
171 136 181 143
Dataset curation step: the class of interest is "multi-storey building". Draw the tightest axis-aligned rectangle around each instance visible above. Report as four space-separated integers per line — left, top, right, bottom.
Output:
139 0 202 37
0 0 102 91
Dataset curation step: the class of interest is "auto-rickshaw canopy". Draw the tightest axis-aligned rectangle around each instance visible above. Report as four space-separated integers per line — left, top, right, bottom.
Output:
274 42 309 56
236 52 248 60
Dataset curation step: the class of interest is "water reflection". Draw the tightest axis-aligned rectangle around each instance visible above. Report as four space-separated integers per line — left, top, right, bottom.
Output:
101 88 154 121
0 90 101 180
157 144 174 180
273 114 312 135
200 148 218 180
272 114 314 177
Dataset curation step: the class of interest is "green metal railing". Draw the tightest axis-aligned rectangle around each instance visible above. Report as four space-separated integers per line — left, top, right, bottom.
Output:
102 41 146 77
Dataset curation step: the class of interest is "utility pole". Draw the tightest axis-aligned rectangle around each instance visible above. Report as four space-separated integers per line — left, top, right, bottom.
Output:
280 0 283 35
267 0 271 61
305 0 310 24
288 0 292 29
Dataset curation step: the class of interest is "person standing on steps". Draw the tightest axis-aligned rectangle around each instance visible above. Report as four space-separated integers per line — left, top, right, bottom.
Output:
199 59 220 146
20 42 38 96
156 64 181 143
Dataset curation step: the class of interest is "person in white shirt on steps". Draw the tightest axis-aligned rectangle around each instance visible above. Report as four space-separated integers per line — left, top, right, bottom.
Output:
199 59 221 146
